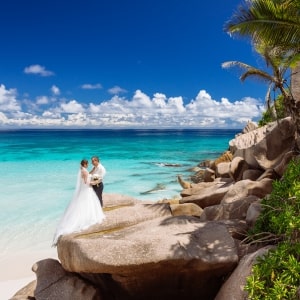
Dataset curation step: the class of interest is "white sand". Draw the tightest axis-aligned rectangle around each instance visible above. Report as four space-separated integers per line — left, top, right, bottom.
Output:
0 248 58 299
0 276 35 300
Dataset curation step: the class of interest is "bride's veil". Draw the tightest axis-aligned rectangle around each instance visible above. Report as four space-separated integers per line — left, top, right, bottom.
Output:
73 167 82 198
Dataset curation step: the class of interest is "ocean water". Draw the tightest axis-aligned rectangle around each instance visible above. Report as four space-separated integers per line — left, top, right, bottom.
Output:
0 128 239 256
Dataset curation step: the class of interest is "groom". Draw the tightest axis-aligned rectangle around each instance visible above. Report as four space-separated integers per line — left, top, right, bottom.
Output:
90 156 106 207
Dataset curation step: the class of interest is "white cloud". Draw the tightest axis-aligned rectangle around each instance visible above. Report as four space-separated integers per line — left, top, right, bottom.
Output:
51 85 60 95
0 111 8 123
0 84 21 112
60 100 85 113
0 85 264 128
24 64 54 77
152 93 167 108
108 85 127 94
167 97 185 113
186 90 263 120
81 83 102 90
42 110 61 118
131 89 152 108
36 96 49 105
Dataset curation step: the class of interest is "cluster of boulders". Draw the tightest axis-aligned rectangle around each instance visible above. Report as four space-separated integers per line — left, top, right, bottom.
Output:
12 117 299 300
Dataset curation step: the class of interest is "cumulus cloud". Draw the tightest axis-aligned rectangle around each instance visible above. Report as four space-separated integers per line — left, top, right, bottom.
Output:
131 89 152 108
0 111 9 123
81 83 102 90
186 91 263 121
0 84 265 129
108 85 127 94
0 84 21 112
36 96 49 105
24 64 54 76
60 100 85 114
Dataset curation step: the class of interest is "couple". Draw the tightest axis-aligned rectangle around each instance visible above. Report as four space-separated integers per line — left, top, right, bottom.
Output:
52 156 106 246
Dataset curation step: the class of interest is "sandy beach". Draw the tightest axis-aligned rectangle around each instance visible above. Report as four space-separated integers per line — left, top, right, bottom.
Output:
0 248 58 299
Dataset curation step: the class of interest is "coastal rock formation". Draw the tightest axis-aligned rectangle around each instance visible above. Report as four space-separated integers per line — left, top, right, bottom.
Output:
200 195 259 221
169 202 203 217
32 259 101 300
102 193 138 208
13 117 300 299
202 167 215 182
241 120 258 134
229 156 249 181
252 117 296 170
230 117 295 170
180 179 233 208
213 150 233 166
221 178 273 204
177 174 192 189
242 168 263 181
57 217 238 299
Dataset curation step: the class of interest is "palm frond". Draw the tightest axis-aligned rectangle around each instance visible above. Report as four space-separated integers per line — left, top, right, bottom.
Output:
222 60 274 83
240 69 274 83
225 0 300 49
222 61 253 70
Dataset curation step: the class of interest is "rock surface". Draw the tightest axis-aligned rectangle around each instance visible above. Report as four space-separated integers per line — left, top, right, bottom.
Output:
14 117 300 299
33 258 101 300
57 216 238 299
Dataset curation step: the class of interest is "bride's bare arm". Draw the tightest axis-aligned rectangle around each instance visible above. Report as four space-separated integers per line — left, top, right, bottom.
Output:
82 170 89 184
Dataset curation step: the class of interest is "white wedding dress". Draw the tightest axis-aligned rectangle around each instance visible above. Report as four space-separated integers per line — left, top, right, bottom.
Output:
52 167 105 246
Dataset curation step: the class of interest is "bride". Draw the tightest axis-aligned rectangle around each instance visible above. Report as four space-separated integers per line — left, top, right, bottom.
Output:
52 159 105 246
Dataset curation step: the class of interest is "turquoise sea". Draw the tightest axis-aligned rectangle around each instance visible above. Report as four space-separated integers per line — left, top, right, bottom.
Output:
0 128 239 257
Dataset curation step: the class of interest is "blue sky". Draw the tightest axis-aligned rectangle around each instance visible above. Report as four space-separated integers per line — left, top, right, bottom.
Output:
0 0 268 129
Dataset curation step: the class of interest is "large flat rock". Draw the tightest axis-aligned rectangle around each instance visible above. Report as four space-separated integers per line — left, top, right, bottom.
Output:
58 215 238 274
57 214 238 299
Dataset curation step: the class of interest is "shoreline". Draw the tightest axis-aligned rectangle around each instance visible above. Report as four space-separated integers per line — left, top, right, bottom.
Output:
0 248 58 298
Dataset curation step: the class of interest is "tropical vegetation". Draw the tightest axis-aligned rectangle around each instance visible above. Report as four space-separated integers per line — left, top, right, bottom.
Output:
223 0 300 298
258 94 285 126
223 0 300 134
225 0 300 50
244 159 300 299
222 43 299 123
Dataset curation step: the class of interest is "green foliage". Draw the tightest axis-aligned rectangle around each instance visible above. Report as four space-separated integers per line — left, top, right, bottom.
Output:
258 110 274 127
250 158 300 241
245 159 300 299
258 95 285 127
245 243 300 299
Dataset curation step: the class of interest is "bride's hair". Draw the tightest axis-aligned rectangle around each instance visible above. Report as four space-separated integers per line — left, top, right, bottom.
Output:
80 159 88 166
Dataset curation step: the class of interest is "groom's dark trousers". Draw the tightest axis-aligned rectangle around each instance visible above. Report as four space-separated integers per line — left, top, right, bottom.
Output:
93 182 104 207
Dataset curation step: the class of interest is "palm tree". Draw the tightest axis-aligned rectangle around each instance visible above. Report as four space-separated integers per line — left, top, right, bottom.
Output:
224 0 300 133
222 44 298 120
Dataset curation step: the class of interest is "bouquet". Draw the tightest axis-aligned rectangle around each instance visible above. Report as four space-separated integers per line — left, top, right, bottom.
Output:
91 174 101 186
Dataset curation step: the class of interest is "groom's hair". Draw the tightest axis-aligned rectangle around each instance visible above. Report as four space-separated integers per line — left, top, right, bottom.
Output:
91 156 99 162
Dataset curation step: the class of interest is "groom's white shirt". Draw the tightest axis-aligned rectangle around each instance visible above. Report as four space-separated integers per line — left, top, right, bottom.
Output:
92 163 106 180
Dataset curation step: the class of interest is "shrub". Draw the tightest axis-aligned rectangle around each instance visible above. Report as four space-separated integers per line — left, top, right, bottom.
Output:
258 95 285 127
245 242 300 299
249 158 300 242
244 158 300 299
